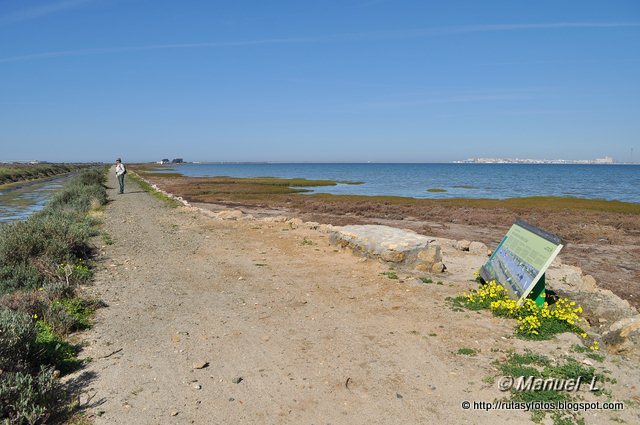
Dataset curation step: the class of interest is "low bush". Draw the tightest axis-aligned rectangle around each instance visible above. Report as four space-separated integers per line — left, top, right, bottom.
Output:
460 279 593 343
0 168 106 422
46 170 107 213
0 170 106 296
34 321 82 374
0 368 62 425
0 308 36 372
0 264 45 295
0 292 47 326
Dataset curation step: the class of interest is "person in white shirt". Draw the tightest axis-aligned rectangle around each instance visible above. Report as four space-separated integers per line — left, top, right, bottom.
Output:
115 158 126 194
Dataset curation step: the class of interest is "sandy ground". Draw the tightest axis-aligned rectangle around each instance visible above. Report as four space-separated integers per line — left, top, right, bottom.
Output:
136 171 640 311
69 169 640 425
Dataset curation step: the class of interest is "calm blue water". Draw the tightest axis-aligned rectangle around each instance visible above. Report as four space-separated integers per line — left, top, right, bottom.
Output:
162 163 640 203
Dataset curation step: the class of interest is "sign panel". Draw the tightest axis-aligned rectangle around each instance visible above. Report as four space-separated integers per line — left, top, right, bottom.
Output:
480 219 563 303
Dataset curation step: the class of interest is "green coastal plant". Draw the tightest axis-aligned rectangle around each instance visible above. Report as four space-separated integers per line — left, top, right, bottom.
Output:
457 347 478 356
493 351 613 425
381 271 399 280
0 168 106 423
459 279 592 342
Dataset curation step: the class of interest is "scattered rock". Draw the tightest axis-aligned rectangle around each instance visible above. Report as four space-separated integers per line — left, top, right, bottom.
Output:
261 216 289 223
192 383 202 390
602 315 640 356
192 361 209 370
547 266 637 325
318 224 336 233
581 275 598 291
287 218 303 229
417 245 440 264
455 240 471 251
431 262 446 273
232 376 243 384
469 241 488 255
171 411 179 417
396 393 403 399
216 210 243 220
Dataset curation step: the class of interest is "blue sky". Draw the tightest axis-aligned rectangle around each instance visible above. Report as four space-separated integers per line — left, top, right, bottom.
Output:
1 0 639 163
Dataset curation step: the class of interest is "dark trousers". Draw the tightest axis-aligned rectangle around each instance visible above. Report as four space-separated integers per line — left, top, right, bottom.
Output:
117 174 125 194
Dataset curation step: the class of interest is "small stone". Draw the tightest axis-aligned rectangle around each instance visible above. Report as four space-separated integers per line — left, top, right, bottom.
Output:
192 383 202 390
431 262 446 273
192 361 209 370
455 240 471 251
171 411 179 417
232 376 243 384
228 397 235 402
469 241 488 255
238 277 245 281
396 393 403 399
582 359 594 366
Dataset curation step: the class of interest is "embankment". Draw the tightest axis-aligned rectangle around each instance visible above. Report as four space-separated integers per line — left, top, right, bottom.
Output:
0 163 89 186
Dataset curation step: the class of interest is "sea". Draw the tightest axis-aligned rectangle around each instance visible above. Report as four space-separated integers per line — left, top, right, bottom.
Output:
160 163 640 203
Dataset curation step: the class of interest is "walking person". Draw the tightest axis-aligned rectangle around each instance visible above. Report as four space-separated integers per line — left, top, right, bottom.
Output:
115 158 126 194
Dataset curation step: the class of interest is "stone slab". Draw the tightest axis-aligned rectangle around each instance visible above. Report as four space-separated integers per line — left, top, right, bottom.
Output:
329 225 443 272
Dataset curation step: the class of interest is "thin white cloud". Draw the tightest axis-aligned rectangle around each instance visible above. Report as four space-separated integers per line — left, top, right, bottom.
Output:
1 21 638 64
0 0 96 26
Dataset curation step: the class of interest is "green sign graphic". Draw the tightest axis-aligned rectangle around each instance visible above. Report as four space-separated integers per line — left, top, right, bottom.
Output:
480 220 563 304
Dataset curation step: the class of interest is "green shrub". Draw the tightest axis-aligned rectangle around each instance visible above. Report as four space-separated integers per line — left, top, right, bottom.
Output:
0 292 47 326
45 298 97 335
34 321 81 374
0 368 61 425
0 211 95 267
0 309 36 372
46 170 107 213
0 264 44 296
0 168 106 423
41 282 73 301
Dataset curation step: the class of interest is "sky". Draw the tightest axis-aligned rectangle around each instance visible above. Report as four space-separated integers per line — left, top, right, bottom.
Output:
0 0 639 163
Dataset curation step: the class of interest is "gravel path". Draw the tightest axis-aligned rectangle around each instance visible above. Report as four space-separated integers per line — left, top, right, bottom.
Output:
69 168 639 425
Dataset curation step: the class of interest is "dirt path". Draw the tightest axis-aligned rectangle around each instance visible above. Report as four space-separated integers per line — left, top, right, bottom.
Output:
72 169 639 424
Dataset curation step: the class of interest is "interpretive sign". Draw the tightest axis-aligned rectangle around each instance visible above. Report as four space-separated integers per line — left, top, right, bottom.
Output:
480 219 563 304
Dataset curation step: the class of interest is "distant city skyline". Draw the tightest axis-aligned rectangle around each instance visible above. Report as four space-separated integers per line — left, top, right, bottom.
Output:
1 1 639 163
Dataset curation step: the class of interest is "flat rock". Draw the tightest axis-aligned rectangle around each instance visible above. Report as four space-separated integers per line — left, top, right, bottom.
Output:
216 210 243 220
330 225 443 272
547 265 638 326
